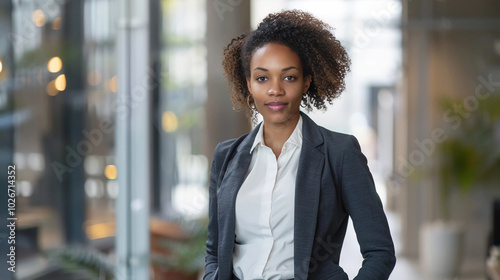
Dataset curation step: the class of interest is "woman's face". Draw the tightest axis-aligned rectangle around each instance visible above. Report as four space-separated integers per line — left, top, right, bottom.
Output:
247 43 311 128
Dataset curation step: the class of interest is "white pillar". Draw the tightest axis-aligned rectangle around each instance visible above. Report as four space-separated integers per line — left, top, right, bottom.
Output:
115 0 151 279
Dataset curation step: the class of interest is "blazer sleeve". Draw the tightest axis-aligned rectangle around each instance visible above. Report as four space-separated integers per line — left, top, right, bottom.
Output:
341 135 396 280
204 143 221 280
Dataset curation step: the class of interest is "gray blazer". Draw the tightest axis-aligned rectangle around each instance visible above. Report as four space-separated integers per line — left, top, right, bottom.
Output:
204 112 396 280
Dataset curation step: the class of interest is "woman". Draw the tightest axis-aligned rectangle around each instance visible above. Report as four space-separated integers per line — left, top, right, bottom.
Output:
204 10 396 280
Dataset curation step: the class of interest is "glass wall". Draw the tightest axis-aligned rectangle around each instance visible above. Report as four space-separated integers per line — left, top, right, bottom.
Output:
156 0 208 221
3 0 210 278
81 0 117 244
7 0 118 278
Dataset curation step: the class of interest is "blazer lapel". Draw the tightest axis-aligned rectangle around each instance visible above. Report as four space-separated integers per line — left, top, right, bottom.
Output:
217 124 260 280
294 112 325 280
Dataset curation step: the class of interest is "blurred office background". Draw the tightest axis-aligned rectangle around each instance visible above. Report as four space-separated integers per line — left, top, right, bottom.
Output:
0 0 499 279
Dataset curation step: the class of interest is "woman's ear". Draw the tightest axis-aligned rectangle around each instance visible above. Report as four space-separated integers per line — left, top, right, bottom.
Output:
304 75 311 93
246 77 252 94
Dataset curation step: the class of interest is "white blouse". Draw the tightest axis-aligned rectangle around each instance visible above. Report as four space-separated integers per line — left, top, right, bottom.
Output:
233 116 302 280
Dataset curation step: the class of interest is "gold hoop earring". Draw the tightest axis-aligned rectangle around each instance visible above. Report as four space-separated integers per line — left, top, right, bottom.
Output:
246 95 253 109
246 95 259 125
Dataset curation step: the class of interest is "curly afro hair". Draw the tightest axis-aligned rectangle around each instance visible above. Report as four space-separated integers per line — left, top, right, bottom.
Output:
222 10 351 118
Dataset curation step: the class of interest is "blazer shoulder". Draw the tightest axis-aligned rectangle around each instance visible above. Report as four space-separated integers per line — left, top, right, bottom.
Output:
317 126 360 152
211 133 252 188
213 132 251 163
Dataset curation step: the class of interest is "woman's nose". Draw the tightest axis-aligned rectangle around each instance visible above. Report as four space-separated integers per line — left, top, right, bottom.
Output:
267 80 284 96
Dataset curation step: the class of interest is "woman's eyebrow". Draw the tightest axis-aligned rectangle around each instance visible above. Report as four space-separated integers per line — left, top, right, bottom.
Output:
281 66 299 71
252 66 299 72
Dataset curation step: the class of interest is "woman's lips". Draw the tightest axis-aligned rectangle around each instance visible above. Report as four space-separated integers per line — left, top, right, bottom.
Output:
265 101 288 111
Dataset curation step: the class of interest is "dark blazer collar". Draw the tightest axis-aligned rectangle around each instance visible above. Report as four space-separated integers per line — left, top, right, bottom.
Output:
294 111 325 279
236 125 260 155
299 111 324 148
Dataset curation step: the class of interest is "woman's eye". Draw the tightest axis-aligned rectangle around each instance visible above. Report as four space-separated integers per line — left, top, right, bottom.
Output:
284 76 296 81
256 77 267 82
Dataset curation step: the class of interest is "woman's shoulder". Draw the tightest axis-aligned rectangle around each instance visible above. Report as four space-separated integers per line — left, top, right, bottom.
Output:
315 125 360 151
213 132 252 159
210 132 253 178
314 126 367 170
301 112 358 150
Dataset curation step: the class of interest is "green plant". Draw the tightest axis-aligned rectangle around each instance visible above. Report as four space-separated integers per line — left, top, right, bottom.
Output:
151 217 207 276
437 94 500 219
44 246 115 280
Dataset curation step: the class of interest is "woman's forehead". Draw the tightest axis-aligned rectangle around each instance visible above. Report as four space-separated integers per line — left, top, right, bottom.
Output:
250 43 302 70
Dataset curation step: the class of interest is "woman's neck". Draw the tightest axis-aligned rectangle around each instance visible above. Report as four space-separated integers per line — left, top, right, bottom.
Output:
262 115 299 158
